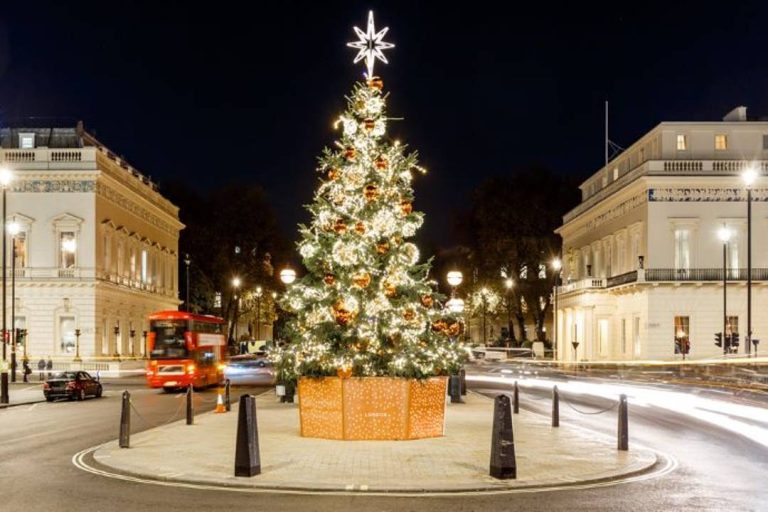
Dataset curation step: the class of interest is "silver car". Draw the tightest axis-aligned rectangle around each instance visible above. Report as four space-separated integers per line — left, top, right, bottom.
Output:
223 356 276 386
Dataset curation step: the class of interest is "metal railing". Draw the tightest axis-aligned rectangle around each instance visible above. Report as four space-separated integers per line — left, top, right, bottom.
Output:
606 271 638 287
645 268 768 281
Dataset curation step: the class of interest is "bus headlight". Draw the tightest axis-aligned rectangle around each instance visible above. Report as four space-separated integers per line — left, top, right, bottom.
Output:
186 364 196 375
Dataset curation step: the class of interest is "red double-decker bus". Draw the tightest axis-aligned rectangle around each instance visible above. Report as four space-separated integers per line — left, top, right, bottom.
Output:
146 310 228 391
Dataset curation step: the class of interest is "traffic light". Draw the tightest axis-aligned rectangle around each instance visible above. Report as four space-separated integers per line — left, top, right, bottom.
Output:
714 332 723 347
731 332 740 348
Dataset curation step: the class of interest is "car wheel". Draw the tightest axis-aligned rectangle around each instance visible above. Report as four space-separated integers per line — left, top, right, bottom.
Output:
77 389 86 401
95 386 103 398
46 396 54 402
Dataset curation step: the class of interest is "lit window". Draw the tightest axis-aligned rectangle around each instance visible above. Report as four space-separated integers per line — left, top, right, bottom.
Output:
676 135 687 151
60 232 76 268
141 249 148 283
519 265 528 279
674 229 690 270
13 232 27 268
19 133 35 149
715 134 728 150
613 168 619 181
674 316 690 355
538 264 546 279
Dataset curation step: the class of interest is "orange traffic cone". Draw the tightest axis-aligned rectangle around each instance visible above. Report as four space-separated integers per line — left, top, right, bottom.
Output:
215 390 226 413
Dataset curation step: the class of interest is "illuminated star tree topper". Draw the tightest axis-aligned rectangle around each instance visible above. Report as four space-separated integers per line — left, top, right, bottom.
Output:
347 10 394 77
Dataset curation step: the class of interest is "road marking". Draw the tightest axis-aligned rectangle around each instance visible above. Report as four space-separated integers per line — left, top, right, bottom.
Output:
26 403 38 411
0 425 84 446
72 446 677 497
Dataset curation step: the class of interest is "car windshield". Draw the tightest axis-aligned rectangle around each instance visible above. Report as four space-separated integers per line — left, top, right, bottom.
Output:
52 372 76 380
150 319 189 359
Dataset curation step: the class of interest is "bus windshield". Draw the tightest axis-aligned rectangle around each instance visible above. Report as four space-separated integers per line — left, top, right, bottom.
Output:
150 319 188 359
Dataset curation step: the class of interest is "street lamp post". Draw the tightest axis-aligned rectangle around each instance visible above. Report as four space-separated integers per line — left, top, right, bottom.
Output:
114 324 121 361
0 167 14 403
552 258 562 361
231 277 241 345
184 254 191 312
8 220 19 381
255 286 263 340
480 287 489 347
130 328 136 358
719 226 732 356
446 270 464 337
74 328 82 363
503 278 514 347
743 166 757 356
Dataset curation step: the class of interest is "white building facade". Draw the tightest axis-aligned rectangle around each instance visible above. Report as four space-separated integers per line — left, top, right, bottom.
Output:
555 107 768 361
0 123 183 362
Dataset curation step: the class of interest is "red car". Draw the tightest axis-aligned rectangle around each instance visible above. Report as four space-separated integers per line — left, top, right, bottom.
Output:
43 371 103 401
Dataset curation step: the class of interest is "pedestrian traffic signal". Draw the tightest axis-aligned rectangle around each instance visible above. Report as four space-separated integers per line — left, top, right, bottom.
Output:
731 333 740 348
714 332 723 347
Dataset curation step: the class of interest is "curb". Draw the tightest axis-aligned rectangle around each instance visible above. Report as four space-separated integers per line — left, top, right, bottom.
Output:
0 399 46 409
78 445 666 495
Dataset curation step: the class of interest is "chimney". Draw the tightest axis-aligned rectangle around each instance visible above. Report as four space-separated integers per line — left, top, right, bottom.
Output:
723 106 748 122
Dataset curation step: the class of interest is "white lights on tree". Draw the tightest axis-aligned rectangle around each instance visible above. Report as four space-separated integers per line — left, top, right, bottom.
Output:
347 10 394 77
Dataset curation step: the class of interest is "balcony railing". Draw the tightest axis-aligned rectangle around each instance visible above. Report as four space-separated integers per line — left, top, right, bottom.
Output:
558 267 768 294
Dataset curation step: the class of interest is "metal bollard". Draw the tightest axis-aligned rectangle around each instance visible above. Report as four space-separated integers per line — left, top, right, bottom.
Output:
281 381 295 404
513 381 519 414
459 367 467 395
618 394 628 451
119 390 130 448
235 394 261 477
186 385 194 425
1 372 8 404
450 374 463 403
225 379 231 412
552 385 560 427
489 394 516 479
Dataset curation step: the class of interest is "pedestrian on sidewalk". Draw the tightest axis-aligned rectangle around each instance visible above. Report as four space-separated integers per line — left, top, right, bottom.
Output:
46 356 53 379
22 358 31 383
37 357 46 381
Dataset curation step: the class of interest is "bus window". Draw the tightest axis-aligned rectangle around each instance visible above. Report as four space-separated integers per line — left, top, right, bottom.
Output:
150 319 188 359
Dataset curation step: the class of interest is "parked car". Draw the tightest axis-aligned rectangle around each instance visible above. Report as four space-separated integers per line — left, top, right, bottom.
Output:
224 355 276 386
43 371 103 401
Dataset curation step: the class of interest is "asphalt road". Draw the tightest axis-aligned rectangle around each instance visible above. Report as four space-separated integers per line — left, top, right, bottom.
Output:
1 372 767 511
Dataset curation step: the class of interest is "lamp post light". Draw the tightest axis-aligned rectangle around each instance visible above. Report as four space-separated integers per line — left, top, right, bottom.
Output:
446 297 465 314
446 270 465 339
184 254 191 312
130 328 136 358
718 226 733 356
279 267 296 285
0 166 13 403
552 258 562 361
231 277 241 343
743 166 757 356
8 220 19 381
480 287 489 347
73 329 82 363
142 330 148 359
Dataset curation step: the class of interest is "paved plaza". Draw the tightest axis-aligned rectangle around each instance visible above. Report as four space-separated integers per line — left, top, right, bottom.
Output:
91 390 657 492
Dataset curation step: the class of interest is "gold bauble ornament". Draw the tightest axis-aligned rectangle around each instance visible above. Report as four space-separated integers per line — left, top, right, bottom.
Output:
327 168 340 181
376 241 390 254
421 295 434 308
354 221 366 235
333 219 347 234
375 156 388 170
332 300 353 326
344 147 357 161
352 272 371 288
364 184 379 202
403 309 416 322
401 201 413 216
323 274 335 286
363 118 375 132
431 320 448 333
447 322 462 337
367 76 384 90
384 282 396 297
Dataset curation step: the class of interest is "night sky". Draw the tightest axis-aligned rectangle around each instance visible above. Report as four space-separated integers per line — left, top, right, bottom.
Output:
1 1 768 247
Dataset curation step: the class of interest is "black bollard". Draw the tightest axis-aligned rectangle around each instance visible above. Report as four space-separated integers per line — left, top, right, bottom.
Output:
513 381 519 414
618 394 628 451
450 374 463 403
489 394 516 479
281 381 295 404
186 385 194 425
225 379 232 412
0 372 8 404
552 385 559 427
119 390 130 448
459 367 467 395
235 394 261 477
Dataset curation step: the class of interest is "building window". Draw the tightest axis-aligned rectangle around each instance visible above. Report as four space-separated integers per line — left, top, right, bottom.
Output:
117 241 125 276
104 236 112 272
676 135 687 151
674 316 690 354
519 265 528 279
130 247 137 278
715 134 728 150
633 317 641 357
59 316 76 353
19 133 35 149
621 318 627 354
60 232 77 268
13 232 27 268
729 236 739 277
613 168 619 181
598 319 609 356
141 249 148 283
674 229 691 270
763 134 768 150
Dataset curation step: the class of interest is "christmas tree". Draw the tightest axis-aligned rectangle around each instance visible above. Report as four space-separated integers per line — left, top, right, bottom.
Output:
275 12 465 382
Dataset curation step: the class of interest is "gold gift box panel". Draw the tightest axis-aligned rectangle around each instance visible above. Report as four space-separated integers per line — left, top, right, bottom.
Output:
297 376 448 440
